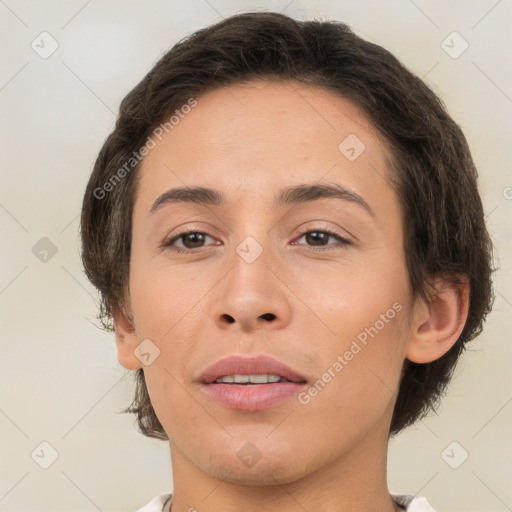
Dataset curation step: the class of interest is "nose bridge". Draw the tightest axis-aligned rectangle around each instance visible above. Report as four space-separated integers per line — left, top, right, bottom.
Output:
230 205 276 270
228 230 274 298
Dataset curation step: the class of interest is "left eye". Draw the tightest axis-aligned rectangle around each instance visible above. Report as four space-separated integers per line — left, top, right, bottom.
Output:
293 229 349 250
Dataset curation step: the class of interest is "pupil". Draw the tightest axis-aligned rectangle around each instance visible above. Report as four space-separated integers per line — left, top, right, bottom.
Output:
185 233 204 248
307 232 327 246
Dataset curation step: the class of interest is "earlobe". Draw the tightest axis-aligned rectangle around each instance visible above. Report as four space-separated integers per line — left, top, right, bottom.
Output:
406 275 470 364
114 305 143 371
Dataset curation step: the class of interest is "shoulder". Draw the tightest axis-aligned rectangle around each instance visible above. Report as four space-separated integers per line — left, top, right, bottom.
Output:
135 492 173 512
392 494 436 511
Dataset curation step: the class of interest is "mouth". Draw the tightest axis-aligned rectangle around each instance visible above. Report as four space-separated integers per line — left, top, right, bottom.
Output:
211 374 303 385
199 355 308 411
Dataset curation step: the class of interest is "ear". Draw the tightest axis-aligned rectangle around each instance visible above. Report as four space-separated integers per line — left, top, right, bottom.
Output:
114 302 143 371
406 275 470 363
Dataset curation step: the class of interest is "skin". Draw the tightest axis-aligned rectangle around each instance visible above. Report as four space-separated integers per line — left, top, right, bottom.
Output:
114 79 469 512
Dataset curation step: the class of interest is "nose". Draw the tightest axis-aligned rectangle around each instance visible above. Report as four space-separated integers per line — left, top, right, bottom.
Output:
211 239 293 333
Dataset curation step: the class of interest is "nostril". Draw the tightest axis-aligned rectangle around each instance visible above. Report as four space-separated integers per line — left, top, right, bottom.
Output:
260 313 276 321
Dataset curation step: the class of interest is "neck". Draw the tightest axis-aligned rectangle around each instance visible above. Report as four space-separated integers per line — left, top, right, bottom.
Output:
167 415 399 512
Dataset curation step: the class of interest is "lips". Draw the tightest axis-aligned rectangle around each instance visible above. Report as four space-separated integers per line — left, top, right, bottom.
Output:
199 354 308 384
198 354 308 411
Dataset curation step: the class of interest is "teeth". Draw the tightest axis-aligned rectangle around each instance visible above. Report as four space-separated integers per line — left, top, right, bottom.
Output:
215 374 283 384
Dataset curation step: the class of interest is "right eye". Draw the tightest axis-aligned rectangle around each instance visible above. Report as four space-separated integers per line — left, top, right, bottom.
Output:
161 230 218 254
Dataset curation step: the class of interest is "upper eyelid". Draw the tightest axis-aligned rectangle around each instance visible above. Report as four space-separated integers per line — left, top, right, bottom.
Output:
167 225 346 239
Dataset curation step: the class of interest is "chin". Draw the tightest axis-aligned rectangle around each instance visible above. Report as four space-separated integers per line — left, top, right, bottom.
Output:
198 447 314 487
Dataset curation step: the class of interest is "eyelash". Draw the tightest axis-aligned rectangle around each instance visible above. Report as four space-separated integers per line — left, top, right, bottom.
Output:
161 226 350 254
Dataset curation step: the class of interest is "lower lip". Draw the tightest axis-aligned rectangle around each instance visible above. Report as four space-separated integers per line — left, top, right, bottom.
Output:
201 382 307 411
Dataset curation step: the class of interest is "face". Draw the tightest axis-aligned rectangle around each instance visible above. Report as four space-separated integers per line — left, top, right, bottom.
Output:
123 79 416 485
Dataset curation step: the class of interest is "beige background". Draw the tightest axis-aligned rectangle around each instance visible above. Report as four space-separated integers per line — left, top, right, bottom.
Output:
0 0 510 511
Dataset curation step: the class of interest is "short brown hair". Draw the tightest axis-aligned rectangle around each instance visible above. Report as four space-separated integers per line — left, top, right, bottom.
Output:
80 11 495 440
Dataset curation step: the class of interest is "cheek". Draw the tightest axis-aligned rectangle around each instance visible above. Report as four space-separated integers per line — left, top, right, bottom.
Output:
130 260 207 338
128 266 206 424
292 248 408 341
294 252 409 405
294 310 407 453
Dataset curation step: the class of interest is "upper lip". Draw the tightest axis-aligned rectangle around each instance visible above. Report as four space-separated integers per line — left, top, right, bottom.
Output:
199 355 308 384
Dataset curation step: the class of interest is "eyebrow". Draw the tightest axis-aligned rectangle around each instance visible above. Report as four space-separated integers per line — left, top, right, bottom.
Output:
149 183 376 218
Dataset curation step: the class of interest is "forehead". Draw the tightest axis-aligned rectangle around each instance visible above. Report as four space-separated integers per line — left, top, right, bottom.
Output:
134 79 396 217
